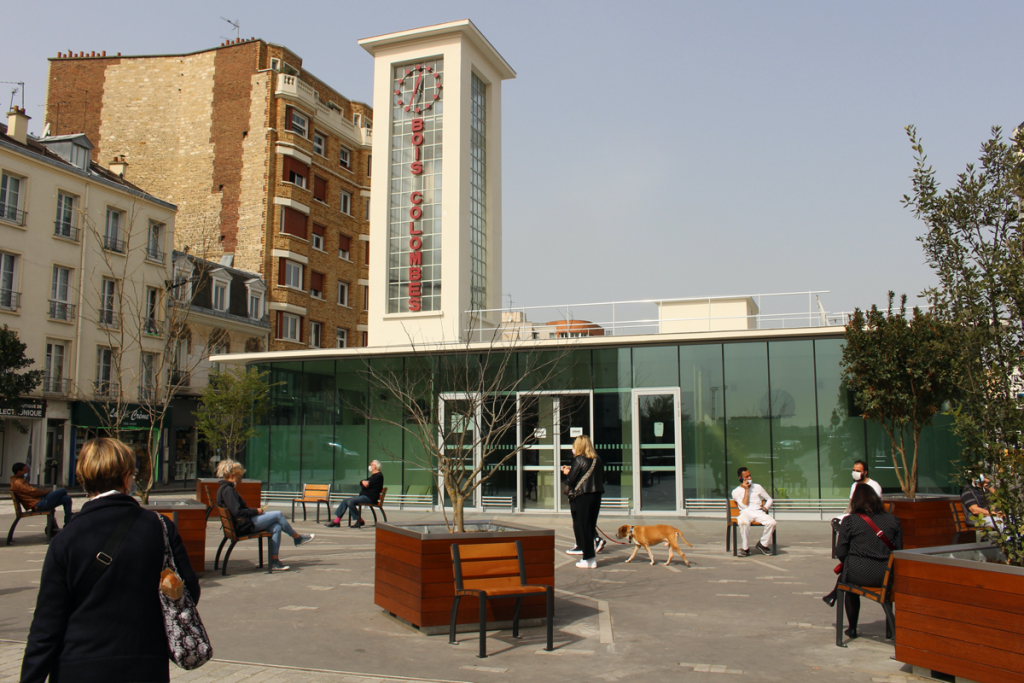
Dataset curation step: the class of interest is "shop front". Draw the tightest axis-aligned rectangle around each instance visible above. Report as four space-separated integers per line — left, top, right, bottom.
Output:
0 399 71 487
69 402 165 487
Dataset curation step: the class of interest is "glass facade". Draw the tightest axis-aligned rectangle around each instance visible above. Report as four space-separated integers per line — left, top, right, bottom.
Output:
469 72 487 311
246 335 961 512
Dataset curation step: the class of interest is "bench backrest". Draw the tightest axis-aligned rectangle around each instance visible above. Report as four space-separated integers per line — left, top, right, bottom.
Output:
10 491 26 514
302 483 331 500
727 498 767 524
203 483 219 508
376 487 388 507
216 507 238 540
451 541 526 593
879 553 896 602
950 500 975 531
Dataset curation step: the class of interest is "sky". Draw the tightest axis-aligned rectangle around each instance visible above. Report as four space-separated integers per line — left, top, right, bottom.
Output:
5 0 1023 320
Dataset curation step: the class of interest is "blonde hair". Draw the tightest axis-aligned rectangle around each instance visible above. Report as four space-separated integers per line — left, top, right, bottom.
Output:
76 438 136 496
574 435 597 459
216 459 245 479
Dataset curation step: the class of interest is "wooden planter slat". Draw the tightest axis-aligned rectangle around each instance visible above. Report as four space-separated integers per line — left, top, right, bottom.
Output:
898 645 1022 683
374 523 555 629
897 558 1024 594
899 611 1024 653
896 575 1024 614
887 497 968 549
898 592 1024 634
899 628 1024 673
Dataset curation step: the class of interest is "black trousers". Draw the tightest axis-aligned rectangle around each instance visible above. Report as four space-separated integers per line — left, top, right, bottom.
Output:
573 493 602 560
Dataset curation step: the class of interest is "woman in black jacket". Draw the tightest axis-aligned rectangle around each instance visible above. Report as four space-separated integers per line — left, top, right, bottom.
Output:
561 435 604 569
826 483 902 639
21 438 200 683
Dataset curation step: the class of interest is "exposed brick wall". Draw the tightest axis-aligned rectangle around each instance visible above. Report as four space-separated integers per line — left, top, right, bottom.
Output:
46 57 121 156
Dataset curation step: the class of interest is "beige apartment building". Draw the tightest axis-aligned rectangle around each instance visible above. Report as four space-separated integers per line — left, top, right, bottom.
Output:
0 108 176 486
44 39 372 352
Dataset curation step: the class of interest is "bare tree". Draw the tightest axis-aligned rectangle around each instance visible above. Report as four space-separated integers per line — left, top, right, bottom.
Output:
354 334 579 532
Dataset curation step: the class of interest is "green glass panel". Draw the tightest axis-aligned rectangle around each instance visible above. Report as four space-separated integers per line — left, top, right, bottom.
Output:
268 424 302 494
768 340 818 500
814 338 867 499
637 392 676 510
918 414 959 494
593 348 631 389
593 391 631 505
334 358 368 492
723 342 771 492
481 394 518 501
246 428 269 484
633 345 679 388
521 395 556 509
680 344 726 501
270 361 303 426
300 361 335 484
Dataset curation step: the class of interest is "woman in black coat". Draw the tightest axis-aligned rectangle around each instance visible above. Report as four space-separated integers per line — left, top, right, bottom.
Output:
827 483 902 639
21 438 199 683
561 435 604 569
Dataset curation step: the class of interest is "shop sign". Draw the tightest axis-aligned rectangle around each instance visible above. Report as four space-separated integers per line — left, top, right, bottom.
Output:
0 399 46 419
71 402 161 429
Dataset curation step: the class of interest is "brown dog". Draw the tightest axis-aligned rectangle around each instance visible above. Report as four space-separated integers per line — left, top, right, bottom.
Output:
616 524 693 567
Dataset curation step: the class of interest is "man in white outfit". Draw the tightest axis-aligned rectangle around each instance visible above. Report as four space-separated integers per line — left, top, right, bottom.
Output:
732 467 776 557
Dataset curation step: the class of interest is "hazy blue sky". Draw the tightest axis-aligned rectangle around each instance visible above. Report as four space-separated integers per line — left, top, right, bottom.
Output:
6 1 1023 318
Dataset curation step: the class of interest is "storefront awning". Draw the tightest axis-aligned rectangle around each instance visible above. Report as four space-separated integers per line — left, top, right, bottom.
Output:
71 402 164 430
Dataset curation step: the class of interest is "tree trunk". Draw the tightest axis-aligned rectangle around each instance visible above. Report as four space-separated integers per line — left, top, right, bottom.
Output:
453 494 465 533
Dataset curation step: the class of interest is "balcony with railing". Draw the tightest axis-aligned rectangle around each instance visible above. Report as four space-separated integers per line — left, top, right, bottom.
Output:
275 73 365 145
145 246 165 263
138 386 156 403
0 289 21 312
53 220 80 242
48 300 76 322
97 309 119 328
143 318 164 336
0 202 26 226
170 370 190 388
42 376 71 396
93 379 119 398
103 234 125 253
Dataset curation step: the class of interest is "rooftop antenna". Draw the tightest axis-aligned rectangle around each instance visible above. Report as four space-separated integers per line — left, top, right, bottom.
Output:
220 17 240 40
1 81 25 110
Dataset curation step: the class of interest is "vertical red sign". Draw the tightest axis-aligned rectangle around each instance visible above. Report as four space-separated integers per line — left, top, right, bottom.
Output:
408 118 425 311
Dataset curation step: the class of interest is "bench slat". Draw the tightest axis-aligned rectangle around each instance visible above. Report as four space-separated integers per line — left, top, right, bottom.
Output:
457 542 519 560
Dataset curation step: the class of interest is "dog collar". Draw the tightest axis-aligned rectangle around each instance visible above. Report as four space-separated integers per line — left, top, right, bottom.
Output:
628 525 635 543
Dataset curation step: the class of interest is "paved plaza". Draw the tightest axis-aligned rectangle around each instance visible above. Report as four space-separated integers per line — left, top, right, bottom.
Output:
0 497 935 682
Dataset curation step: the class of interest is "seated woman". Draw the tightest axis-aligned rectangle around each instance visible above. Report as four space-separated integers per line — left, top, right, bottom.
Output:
215 460 314 571
824 483 902 639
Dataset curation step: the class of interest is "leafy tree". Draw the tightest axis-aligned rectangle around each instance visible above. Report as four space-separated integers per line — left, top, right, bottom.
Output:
903 124 1024 564
195 367 272 462
0 326 44 433
841 292 956 499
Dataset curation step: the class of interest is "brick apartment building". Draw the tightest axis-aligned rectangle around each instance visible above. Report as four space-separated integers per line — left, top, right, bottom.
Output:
44 38 372 351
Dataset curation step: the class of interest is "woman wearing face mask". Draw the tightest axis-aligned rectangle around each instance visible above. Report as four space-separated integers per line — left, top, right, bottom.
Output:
21 437 200 683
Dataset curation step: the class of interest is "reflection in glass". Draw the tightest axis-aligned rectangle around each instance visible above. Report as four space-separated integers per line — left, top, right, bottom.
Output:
680 344 725 501
768 341 818 500
594 392 630 505
520 396 556 509
638 393 676 510
723 343 771 493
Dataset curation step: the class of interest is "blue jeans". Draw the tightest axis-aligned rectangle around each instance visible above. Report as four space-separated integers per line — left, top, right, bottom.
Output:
334 495 371 524
250 511 296 556
33 489 72 524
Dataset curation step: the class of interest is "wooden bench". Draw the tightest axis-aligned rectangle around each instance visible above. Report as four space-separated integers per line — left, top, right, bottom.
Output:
6 492 56 545
213 507 275 576
726 499 778 556
200 483 219 522
291 484 332 523
835 553 895 647
351 487 388 526
950 500 994 543
449 540 554 658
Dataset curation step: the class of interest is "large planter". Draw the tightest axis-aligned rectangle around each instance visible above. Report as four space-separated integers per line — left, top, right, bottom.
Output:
894 543 1024 683
887 495 966 549
374 521 555 633
145 500 208 574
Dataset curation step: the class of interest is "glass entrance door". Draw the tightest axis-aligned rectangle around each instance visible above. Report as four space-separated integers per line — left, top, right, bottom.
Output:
632 389 682 511
520 393 592 511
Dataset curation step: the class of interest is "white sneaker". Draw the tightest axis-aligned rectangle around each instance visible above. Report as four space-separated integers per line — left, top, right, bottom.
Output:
565 546 583 555
575 558 597 569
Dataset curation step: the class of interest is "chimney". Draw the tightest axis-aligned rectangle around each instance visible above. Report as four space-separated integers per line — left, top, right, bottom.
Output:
6 107 30 144
108 155 128 178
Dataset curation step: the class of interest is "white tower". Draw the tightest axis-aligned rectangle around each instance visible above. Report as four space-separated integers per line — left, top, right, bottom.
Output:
360 20 515 346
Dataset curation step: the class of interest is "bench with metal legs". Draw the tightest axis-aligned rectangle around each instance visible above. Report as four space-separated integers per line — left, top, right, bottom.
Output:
7 492 56 546
835 554 895 647
213 507 275 576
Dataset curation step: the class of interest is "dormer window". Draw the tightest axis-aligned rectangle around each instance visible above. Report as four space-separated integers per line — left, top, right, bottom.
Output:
210 269 231 312
69 144 89 170
246 278 266 320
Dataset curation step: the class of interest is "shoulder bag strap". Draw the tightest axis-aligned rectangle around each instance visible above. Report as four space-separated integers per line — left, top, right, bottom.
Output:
857 513 896 551
574 458 597 494
76 505 144 605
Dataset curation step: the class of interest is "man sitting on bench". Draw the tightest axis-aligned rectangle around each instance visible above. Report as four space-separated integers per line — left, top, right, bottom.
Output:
325 460 384 529
732 466 776 557
10 462 73 531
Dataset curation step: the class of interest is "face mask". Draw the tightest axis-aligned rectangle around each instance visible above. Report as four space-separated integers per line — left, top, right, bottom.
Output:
852 471 863 481
368 466 373 473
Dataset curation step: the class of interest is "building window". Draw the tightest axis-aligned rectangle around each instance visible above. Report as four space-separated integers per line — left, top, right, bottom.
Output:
337 281 349 306
140 351 157 402
280 206 308 240
104 208 124 252
283 155 308 189
0 252 18 311
281 259 303 289
353 113 361 127
170 336 189 387
144 287 161 335
311 225 325 251
55 191 78 239
340 191 352 215
362 331 368 346
313 175 327 203
313 131 326 156
309 321 322 348
367 154 372 177
338 234 351 260
339 146 351 169
363 285 369 311
146 222 164 263
270 58 281 71
171 260 193 302
44 341 67 394
288 108 308 138
336 328 347 348
365 199 370 221
69 144 89 170
95 347 115 396
0 171 25 225
99 278 117 327
469 72 488 310
50 266 74 321
280 312 300 341
310 271 324 299
247 281 265 320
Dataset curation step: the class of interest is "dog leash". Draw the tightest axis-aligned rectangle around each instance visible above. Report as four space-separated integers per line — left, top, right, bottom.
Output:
596 525 628 545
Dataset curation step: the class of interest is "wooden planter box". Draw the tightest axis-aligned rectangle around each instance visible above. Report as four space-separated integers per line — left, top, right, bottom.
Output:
888 495 967 549
894 543 1024 683
374 521 555 633
145 500 208 574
